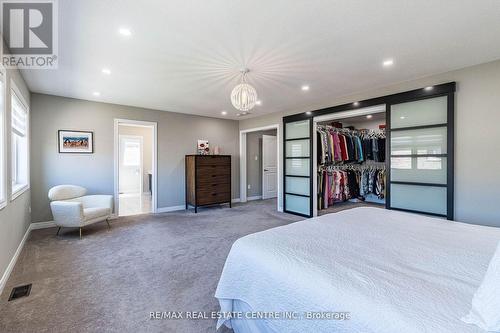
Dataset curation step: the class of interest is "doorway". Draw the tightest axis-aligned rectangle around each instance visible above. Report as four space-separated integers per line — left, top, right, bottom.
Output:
313 105 386 216
240 124 280 211
114 119 157 216
262 135 278 199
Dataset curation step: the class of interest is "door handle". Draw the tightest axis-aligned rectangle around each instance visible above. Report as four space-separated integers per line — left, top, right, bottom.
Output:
264 169 269 172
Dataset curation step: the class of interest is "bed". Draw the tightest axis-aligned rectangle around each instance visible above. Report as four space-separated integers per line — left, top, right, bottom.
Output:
215 207 500 333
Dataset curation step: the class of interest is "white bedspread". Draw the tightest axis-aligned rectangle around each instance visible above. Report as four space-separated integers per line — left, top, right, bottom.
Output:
215 207 500 333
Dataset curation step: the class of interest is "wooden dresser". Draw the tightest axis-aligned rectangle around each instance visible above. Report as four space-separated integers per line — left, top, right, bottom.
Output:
185 155 231 213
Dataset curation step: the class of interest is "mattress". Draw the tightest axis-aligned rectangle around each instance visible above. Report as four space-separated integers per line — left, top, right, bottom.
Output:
215 207 500 333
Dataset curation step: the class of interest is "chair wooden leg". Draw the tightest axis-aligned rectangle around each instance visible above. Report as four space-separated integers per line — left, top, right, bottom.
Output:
56 227 61 236
79 227 82 240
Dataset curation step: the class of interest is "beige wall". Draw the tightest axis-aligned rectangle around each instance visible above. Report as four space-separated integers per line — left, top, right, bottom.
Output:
240 59 500 227
0 57 31 288
30 94 240 222
246 129 277 198
118 125 153 192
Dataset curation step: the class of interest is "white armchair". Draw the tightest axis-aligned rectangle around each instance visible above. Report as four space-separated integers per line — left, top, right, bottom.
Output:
48 185 114 239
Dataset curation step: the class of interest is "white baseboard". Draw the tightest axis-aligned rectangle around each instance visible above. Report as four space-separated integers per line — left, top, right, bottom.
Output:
247 195 262 201
0 223 32 296
158 199 242 212
156 205 185 213
30 221 56 229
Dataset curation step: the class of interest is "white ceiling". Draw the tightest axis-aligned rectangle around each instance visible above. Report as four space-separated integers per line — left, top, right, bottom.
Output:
22 0 500 119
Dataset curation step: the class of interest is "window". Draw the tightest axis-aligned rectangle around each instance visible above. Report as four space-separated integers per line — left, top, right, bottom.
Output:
11 87 29 199
0 71 5 208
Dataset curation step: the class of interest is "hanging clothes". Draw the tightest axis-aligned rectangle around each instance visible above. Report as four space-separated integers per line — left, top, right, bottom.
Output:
317 166 386 210
316 125 385 164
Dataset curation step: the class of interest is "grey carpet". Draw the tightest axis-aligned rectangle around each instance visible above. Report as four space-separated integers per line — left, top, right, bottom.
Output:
0 199 303 333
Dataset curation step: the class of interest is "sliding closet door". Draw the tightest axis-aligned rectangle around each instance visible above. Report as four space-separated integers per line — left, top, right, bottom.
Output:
388 94 453 219
284 119 312 216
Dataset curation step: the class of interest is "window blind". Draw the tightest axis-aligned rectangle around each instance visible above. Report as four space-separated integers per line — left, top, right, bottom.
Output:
11 92 27 137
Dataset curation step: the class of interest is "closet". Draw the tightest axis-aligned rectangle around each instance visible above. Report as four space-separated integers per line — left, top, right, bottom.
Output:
316 112 386 214
283 82 455 219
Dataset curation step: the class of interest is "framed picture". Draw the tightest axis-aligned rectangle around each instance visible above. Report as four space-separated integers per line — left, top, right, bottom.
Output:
197 139 209 155
58 130 94 153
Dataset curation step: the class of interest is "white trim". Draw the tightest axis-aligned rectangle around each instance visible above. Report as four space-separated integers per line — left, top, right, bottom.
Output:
156 205 185 213
247 195 262 201
159 198 242 213
30 221 56 229
10 184 29 201
114 119 158 216
0 68 6 209
10 79 28 110
239 125 280 134
239 124 281 213
313 104 385 123
0 223 31 296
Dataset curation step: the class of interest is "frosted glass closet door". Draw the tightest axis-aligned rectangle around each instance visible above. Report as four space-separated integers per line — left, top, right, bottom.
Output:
284 119 311 216
389 95 451 218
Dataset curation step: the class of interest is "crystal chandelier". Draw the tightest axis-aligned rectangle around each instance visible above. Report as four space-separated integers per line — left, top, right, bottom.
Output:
231 68 258 112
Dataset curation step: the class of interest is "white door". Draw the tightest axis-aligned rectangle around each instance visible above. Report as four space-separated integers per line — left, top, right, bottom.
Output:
262 135 277 199
119 136 143 194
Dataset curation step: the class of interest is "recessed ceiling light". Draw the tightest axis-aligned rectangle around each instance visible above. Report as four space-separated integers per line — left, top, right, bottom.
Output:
92 91 101 97
424 86 434 91
221 111 227 116
400 116 406 120
353 102 359 106
118 27 132 36
255 100 262 106
366 115 373 119
102 68 111 75
383 59 394 67
241 111 248 116
305 111 312 115
301 85 310 91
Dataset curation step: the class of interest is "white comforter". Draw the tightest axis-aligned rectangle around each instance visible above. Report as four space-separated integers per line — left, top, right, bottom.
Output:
215 207 500 333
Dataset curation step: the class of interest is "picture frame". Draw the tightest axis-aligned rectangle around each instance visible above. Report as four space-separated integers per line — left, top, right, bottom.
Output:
58 130 94 154
197 139 209 155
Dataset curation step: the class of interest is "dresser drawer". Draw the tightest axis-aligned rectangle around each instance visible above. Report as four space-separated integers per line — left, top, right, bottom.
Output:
197 174 230 185
198 182 230 193
197 156 230 166
197 165 230 179
197 191 231 205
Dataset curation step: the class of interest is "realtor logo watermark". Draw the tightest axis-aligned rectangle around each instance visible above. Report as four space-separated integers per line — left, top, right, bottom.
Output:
1 0 58 69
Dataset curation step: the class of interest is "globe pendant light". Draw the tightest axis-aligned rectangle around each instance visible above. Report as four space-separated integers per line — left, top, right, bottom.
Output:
231 68 258 112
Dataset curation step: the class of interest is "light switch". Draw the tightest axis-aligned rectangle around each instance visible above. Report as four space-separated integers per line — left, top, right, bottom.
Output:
254 155 258 161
